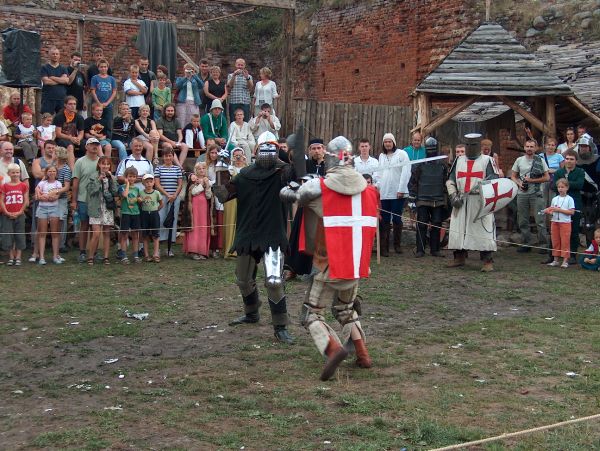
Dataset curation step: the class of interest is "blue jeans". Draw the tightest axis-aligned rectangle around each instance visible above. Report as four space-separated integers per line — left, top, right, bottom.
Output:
380 198 406 225
111 140 129 161
229 103 250 123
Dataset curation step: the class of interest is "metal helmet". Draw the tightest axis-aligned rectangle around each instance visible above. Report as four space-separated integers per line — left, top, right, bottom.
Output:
424 136 438 156
255 131 279 169
325 136 354 170
464 133 482 159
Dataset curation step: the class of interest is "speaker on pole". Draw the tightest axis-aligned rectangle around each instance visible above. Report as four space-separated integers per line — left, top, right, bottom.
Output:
1 28 41 87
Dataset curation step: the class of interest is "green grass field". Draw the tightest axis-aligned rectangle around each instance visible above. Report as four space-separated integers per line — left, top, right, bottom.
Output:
1 247 599 450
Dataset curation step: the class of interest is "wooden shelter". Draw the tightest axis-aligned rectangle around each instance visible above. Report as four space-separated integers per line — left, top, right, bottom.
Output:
412 22 600 139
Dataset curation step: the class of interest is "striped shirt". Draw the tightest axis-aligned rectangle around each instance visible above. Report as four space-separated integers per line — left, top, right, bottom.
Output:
154 164 182 195
57 165 72 199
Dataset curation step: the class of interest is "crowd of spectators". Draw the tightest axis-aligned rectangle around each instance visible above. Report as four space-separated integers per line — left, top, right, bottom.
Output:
0 45 599 271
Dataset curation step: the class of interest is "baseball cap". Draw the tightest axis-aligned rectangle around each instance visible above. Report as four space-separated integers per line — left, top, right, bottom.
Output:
86 137 100 145
142 173 154 181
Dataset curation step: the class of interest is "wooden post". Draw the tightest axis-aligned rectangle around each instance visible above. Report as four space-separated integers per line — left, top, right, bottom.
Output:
498 96 548 135
280 9 295 135
76 19 85 54
414 93 431 136
545 96 556 139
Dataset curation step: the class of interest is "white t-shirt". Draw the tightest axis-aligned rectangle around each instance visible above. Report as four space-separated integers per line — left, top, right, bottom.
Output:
550 194 575 223
37 179 62 207
37 125 56 141
124 78 148 108
354 155 379 175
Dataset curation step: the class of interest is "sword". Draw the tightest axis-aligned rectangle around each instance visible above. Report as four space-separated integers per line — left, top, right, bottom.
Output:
371 154 448 171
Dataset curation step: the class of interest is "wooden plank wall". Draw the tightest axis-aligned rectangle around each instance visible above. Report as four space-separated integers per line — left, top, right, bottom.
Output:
290 99 413 155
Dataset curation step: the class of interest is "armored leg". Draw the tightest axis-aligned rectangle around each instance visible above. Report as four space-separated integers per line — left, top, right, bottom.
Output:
230 254 261 325
429 206 445 255
263 247 293 343
416 206 430 256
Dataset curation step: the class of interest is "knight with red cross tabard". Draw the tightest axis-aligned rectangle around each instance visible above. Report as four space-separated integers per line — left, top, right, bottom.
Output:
280 136 379 381
446 133 501 272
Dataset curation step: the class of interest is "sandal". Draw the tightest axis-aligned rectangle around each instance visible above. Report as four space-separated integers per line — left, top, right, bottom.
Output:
103 258 111 265
145 256 153 263
153 255 161 263
87 258 94 266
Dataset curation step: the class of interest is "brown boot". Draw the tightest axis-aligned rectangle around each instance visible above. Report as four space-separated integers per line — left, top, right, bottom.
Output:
353 339 372 368
320 337 348 381
393 223 403 254
447 255 466 268
481 261 494 272
379 223 390 257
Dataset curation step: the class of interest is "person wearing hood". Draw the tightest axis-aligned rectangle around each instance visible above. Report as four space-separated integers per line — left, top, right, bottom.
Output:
576 138 600 253
280 136 378 380
408 137 448 257
200 99 229 149
373 133 411 256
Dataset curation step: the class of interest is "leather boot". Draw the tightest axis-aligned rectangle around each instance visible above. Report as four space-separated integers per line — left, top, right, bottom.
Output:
229 290 261 325
269 298 293 344
481 261 494 272
353 338 372 368
379 223 390 257
447 251 466 268
320 337 349 381
393 223 403 254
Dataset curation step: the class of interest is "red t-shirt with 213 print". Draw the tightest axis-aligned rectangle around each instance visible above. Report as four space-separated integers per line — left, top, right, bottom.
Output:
1 182 28 214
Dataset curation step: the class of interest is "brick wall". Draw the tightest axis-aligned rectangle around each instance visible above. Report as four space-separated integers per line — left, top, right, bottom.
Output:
296 0 480 105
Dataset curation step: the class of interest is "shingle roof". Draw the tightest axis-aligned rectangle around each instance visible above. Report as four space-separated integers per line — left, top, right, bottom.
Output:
416 22 574 97
535 42 600 114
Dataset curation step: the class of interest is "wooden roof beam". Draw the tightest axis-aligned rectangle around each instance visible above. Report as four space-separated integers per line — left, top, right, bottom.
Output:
498 96 548 134
421 96 480 136
215 0 295 9
566 96 600 127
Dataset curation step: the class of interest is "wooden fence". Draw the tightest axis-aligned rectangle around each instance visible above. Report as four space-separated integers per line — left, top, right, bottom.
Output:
289 99 414 152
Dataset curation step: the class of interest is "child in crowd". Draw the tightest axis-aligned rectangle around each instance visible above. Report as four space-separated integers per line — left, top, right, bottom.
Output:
119 167 142 264
90 58 117 126
84 103 113 158
183 113 206 159
139 173 163 262
152 74 172 121
154 147 183 256
544 178 575 269
183 162 211 260
15 112 39 163
580 228 600 271
222 147 246 258
54 147 72 253
0 164 29 266
124 64 148 119
35 165 63 265
37 113 56 150
87 156 118 265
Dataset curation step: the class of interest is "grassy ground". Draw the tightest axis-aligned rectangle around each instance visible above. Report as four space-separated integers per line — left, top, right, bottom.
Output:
1 246 600 450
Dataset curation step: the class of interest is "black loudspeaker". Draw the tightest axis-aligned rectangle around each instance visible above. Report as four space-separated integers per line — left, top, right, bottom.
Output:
1 28 41 87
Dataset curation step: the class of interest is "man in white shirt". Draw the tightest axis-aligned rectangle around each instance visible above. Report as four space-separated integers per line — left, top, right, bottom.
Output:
249 103 281 140
117 137 153 190
353 139 379 176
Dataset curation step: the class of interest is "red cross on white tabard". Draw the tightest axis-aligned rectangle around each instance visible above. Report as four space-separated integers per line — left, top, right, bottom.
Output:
457 160 484 193
484 182 514 212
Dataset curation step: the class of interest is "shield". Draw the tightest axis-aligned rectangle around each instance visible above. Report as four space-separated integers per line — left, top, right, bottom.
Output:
473 178 518 222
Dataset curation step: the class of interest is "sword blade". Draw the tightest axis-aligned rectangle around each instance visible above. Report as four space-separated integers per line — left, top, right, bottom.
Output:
372 154 448 171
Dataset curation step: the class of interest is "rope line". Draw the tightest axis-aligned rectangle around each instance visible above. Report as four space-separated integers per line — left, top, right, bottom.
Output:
430 413 600 451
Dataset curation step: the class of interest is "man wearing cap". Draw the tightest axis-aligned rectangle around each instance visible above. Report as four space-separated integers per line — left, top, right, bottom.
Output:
201 99 229 149
248 103 281 140
374 132 411 256
71 137 101 263
306 139 326 176
116 137 154 190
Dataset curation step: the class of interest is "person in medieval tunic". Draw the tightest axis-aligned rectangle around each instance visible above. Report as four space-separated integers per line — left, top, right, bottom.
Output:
446 134 500 272
214 131 293 344
281 137 378 381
